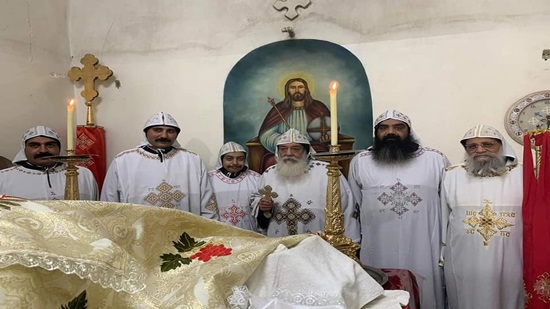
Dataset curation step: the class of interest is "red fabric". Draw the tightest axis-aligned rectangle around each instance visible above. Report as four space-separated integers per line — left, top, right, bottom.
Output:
382 268 419 309
76 126 106 192
523 132 550 308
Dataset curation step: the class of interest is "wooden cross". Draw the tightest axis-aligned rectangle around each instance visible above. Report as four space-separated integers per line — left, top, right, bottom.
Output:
258 185 278 218
68 54 113 102
259 185 278 200
68 54 113 126
273 197 316 235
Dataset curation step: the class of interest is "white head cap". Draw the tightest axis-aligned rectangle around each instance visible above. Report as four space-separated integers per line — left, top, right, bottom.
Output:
460 125 517 166
143 112 181 133
276 128 314 157
13 126 61 163
139 112 182 148
215 141 247 169
374 109 419 141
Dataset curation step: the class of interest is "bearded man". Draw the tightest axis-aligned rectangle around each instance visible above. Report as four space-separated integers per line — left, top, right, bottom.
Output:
0 126 97 200
101 112 218 220
251 128 359 241
348 110 449 309
258 78 331 154
441 125 523 309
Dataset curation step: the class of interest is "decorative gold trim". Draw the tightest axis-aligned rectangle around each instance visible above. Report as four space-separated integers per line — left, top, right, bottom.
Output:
312 149 361 263
46 153 93 200
534 272 550 304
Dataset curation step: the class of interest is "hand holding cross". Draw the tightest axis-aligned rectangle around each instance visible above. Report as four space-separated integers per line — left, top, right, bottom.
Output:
258 185 278 218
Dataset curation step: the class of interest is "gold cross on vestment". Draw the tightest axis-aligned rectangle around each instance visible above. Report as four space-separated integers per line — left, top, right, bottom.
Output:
68 54 113 126
463 200 514 246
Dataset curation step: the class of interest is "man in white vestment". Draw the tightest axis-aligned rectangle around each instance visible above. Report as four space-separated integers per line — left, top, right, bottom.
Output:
441 125 523 309
348 110 449 309
0 126 98 200
209 141 261 231
101 112 218 219
251 128 360 241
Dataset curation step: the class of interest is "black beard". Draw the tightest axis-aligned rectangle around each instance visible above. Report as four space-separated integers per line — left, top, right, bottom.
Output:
291 92 304 101
371 134 419 164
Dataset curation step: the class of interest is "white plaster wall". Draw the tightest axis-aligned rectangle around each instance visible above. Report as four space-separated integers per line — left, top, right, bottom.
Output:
0 0 72 159
3 0 550 168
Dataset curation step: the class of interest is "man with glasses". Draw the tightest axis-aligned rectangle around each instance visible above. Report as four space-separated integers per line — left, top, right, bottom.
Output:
441 125 523 309
251 128 360 240
348 109 449 309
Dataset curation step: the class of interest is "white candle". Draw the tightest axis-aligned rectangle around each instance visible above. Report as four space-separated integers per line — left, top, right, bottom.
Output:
67 99 75 150
329 81 339 146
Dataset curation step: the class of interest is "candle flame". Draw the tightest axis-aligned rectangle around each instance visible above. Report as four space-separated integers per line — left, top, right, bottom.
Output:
68 99 75 106
330 81 339 90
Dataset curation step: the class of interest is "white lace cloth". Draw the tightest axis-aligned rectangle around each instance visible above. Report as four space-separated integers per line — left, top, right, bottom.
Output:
228 236 385 308
228 286 345 309
228 286 410 309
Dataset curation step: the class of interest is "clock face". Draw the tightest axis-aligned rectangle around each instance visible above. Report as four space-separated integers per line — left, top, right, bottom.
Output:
505 91 550 144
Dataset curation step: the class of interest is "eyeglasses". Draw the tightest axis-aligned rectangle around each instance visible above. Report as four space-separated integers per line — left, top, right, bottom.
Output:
465 142 499 151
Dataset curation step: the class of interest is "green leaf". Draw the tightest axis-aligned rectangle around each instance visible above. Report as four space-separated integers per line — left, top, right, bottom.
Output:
160 253 191 272
0 200 20 209
172 232 206 252
61 290 87 309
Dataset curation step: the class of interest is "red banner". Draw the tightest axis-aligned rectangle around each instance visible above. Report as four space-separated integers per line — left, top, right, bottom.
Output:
523 132 550 308
76 126 106 192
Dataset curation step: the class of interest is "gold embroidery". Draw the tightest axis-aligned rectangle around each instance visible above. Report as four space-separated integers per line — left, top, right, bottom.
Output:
0 200 307 307
462 200 514 246
144 181 185 208
525 282 533 305
534 272 550 303
205 194 218 212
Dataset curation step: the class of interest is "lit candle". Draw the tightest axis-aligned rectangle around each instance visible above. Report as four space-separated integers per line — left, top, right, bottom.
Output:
67 99 75 150
329 81 339 146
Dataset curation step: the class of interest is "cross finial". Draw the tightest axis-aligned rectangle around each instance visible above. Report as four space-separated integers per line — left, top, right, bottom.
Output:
68 54 113 102
68 54 113 126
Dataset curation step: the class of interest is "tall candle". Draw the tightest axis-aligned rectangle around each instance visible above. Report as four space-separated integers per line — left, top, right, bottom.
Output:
67 99 75 150
329 81 339 146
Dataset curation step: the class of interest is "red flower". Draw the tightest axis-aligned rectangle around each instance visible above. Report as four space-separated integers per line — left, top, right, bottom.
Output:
190 244 232 262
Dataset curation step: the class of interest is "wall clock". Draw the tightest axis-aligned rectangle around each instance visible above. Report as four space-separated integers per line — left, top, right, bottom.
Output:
505 90 550 145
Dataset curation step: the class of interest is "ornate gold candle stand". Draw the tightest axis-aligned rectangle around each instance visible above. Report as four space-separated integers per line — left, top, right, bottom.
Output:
46 151 92 200
312 145 361 263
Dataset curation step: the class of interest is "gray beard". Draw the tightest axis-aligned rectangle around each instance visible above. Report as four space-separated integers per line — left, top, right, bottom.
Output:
464 152 508 177
275 156 309 182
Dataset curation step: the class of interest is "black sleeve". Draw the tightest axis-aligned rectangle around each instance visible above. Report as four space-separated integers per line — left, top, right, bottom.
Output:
257 211 270 229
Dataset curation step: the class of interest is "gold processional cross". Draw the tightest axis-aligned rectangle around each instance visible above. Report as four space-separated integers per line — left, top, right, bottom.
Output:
258 185 278 218
68 54 113 126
